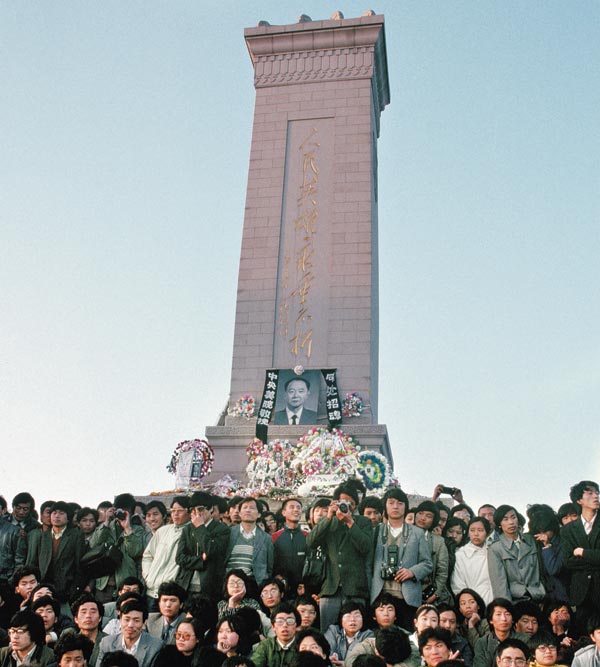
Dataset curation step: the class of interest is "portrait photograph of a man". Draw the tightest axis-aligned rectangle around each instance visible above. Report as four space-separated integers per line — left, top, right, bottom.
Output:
272 371 320 425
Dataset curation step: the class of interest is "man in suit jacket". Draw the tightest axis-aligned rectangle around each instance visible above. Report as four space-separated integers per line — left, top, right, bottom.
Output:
175 491 230 602
97 599 163 667
272 377 318 425
145 581 187 645
26 501 86 603
225 497 273 588
561 480 600 628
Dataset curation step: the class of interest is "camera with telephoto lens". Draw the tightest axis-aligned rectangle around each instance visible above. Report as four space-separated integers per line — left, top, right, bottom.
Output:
114 508 127 521
380 544 399 580
337 501 350 514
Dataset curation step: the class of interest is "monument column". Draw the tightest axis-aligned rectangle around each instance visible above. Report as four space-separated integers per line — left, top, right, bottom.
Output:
206 12 391 479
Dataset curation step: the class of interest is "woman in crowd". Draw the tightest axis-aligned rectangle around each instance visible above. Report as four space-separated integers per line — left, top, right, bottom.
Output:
527 506 567 604
409 604 440 649
444 518 468 548
526 631 567 667
297 628 331 662
324 602 374 666
259 579 285 616
154 617 206 667
215 615 253 660
451 518 494 605
488 506 545 603
454 589 489 649
218 570 261 619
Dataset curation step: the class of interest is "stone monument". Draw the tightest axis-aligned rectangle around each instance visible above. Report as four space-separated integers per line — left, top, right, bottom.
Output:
206 11 392 481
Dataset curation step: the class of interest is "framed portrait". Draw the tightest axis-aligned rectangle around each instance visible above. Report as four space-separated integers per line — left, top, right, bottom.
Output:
271 369 320 425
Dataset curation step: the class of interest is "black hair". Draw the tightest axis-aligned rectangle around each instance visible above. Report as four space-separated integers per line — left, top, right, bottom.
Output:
557 502 580 521
493 505 520 532
50 500 75 522
11 566 40 590
171 496 189 510
296 595 319 611
239 497 260 511
222 658 257 667
71 592 104 619
120 599 148 621
0 495 6 511
486 598 515 625
338 601 366 627
496 638 530 660
586 614 600 635
40 500 56 515
100 651 140 667
271 602 301 624
116 592 145 611
467 516 491 536
223 569 251 599
449 504 475 521
157 581 187 603
145 500 168 517
76 507 99 523
54 633 94 662
415 501 440 527
134 501 147 513
183 593 218 636
113 493 136 513
352 658 386 667
569 480 599 503
213 496 229 514
527 505 560 536
442 517 468 544
31 594 60 619
375 626 412 663
9 609 45 646
371 592 400 616
284 376 310 391
97 501 112 511
118 576 144 593
382 488 410 517
359 496 383 515
234 607 262 640
526 630 558 653
513 601 543 624
332 482 359 506
296 627 331 656
228 496 244 510
415 604 440 623
281 497 303 512
12 492 35 508
437 603 456 616
26 582 58 609
217 613 253 656
418 627 453 652
454 589 486 623
260 578 286 598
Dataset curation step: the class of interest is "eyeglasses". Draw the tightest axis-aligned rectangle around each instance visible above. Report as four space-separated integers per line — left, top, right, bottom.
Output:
274 618 297 626
536 646 557 652
8 628 30 636
228 581 245 588
499 658 527 666
175 633 196 641
261 589 279 597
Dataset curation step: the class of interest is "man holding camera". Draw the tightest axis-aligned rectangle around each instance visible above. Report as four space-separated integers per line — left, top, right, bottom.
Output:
306 481 373 631
371 488 433 631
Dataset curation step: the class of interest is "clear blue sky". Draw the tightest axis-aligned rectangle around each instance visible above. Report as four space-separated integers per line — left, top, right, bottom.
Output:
2 2 599 514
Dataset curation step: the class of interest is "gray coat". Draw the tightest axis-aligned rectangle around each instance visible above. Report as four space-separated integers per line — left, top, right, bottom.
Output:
225 524 273 587
488 533 545 602
572 644 600 667
97 632 163 667
371 522 432 607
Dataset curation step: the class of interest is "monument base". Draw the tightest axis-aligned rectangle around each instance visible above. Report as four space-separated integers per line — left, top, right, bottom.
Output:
205 422 393 484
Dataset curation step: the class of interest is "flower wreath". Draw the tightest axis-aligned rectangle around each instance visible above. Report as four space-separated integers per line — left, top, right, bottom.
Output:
357 450 392 490
166 438 214 484
245 437 295 494
228 393 256 419
342 392 364 418
290 426 361 483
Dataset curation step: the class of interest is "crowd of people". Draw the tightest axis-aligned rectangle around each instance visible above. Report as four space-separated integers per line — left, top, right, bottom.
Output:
0 478 599 667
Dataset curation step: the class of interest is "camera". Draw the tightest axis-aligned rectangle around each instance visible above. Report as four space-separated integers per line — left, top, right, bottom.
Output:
380 544 399 580
337 501 350 514
422 584 436 601
439 485 456 496
114 508 127 521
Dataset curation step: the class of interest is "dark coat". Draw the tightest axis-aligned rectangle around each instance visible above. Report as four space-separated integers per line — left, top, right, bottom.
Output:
176 520 230 601
26 526 87 601
272 408 318 425
306 514 372 599
561 515 600 606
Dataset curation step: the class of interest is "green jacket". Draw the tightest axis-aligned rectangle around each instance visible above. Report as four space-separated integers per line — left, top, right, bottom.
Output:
89 521 145 590
251 637 298 667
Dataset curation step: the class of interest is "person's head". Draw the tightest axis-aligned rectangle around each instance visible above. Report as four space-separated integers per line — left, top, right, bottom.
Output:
284 377 311 410
557 502 579 526
50 500 74 527
310 498 331 526
76 507 99 536
54 632 94 667
170 496 190 526
478 504 496 529
333 482 360 512
467 517 491 547
544 601 570 630
526 631 559 667
145 501 167 531
0 494 6 515
100 651 140 667
31 595 60 631
261 511 278 533
353 657 386 667
222 659 257 667
494 506 521 538
260 578 285 610
487 599 515 635
437 604 457 636
281 497 303 526
228 496 244 524
12 492 35 522
295 596 319 629
224 569 250 600
375 626 412 664
449 504 474 524
174 618 202 656
418 628 453 667
514 602 542 636
183 593 217 636
115 592 145 617
372 593 399 629
569 480 600 505
455 589 486 623
382 488 409 521
359 496 383 526
405 509 415 524
414 605 439 635
586 615 600 645
297 628 330 659
271 603 300 644
339 601 366 637
158 581 187 621
415 501 439 531
29 582 57 606
96 501 112 523
12 566 40 601
8 609 45 653
72 593 104 632
213 496 229 522
239 497 260 524
528 506 560 540
216 614 253 656
40 500 56 528
495 639 530 667
435 503 449 532
117 576 144 596
443 518 467 546
113 493 136 515
119 600 148 642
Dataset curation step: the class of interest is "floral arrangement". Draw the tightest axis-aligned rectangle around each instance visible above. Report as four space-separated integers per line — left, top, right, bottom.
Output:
357 450 393 490
210 474 245 497
167 438 214 487
342 392 364 418
228 394 256 419
245 438 295 495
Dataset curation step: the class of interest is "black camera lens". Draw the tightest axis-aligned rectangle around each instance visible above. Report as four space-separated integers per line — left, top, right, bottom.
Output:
338 501 349 514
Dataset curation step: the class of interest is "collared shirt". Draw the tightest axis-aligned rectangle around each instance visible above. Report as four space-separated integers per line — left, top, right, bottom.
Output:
121 634 142 656
276 638 296 651
241 524 257 539
52 526 67 540
12 645 36 666
285 407 303 425
582 513 597 536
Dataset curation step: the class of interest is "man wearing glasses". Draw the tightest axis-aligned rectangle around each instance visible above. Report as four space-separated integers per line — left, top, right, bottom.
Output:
495 639 530 667
0 609 55 666
142 496 189 612
175 491 230 603
251 603 299 667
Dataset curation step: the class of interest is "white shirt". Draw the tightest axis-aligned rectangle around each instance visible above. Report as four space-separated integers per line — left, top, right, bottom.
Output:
285 407 303 424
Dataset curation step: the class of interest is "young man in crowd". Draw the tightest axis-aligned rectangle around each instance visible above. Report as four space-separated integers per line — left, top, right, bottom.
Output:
414 500 451 605
71 593 106 667
473 599 529 667
0 609 55 666
54 633 95 667
418 627 456 667
145 581 187 644
251 603 300 667
273 497 308 596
